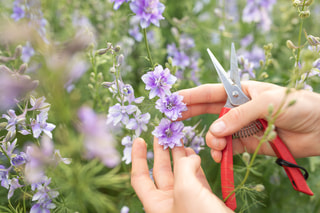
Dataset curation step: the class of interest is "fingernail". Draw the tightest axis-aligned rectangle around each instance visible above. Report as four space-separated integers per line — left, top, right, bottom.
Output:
210 121 226 134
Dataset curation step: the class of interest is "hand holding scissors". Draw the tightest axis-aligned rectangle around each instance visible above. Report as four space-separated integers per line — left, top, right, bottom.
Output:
207 44 313 210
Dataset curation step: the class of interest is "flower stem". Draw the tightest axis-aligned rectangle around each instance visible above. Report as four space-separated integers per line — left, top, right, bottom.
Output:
295 0 307 67
143 28 154 68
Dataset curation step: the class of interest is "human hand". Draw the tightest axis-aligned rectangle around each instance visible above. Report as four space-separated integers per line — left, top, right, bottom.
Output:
131 137 233 213
179 81 320 162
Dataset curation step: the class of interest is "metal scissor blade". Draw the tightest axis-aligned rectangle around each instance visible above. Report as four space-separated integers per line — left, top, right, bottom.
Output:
230 43 241 87
207 48 232 87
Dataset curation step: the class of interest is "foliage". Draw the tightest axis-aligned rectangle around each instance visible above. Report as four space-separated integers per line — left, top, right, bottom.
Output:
0 0 320 212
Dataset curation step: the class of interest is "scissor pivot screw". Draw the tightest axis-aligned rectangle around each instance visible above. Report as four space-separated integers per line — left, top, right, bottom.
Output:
232 91 239 97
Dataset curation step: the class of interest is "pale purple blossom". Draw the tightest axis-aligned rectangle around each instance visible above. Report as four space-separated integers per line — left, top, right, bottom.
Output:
121 206 130 213
242 0 276 32
11 3 25 21
29 96 51 112
121 136 133 164
25 136 71 183
30 111 56 139
78 107 121 167
30 177 59 213
141 65 177 99
0 166 10 189
2 109 29 140
11 152 27 166
109 81 144 104
126 111 150 136
155 93 187 121
129 0 165 28
21 42 35 63
107 103 138 126
8 178 23 199
152 118 184 149
111 0 129 10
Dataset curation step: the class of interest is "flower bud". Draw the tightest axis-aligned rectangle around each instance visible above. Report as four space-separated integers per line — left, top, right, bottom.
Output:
118 54 124 65
242 152 251 164
18 63 28 74
96 48 108 55
253 184 265 192
299 10 310 18
286 40 299 50
114 45 121 52
288 99 296 107
101 81 114 88
110 66 116 74
268 104 274 115
306 35 320 46
106 42 113 50
97 72 103 82
88 83 94 90
304 0 314 6
267 130 277 141
292 0 302 7
14 45 22 58
0 122 8 130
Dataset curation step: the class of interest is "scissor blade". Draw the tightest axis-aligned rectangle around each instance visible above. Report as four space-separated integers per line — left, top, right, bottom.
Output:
230 43 241 87
207 48 232 87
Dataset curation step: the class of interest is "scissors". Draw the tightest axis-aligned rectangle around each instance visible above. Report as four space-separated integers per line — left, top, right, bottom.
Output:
207 44 313 210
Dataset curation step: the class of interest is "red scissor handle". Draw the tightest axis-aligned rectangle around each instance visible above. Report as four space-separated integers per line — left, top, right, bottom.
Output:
258 119 313 196
219 107 237 210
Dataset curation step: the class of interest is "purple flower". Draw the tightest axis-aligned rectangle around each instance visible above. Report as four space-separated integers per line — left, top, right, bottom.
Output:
29 96 51 112
141 65 177 99
2 109 28 140
78 107 121 167
30 177 59 212
155 93 187 121
129 0 165 28
11 152 27 166
110 0 129 10
121 206 130 213
11 3 25 21
30 111 56 139
121 136 133 164
25 136 70 183
172 51 190 69
152 118 184 149
0 165 10 189
126 111 150 136
8 178 23 199
107 103 138 126
21 42 35 63
242 0 276 32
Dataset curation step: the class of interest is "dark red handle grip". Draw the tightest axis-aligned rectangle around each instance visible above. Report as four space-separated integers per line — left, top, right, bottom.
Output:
219 107 237 210
258 119 313 195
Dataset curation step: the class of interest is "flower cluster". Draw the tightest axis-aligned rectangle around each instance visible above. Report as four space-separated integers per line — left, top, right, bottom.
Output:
104 45 150 163
242 0 276 32
0 95 70 212
167 33 201 85
142 65 187 149
110 0 165 29
78 106 121 167
182 123 206 154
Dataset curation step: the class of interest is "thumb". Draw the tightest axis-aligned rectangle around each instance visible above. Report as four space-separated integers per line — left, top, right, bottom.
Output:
209 97 267 137
174 154 201 189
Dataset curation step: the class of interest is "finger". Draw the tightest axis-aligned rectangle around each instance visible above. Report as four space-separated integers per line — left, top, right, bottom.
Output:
178 84 227 105
153 137 174 190
180 102 225 120
206 132 227 151
208 95 269 137
185 148 212 191
171 142 186 165
174 154 202 187
131 138 157 200
211 149 222 163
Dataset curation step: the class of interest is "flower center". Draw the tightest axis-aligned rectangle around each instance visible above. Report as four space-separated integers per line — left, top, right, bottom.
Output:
165 128 172 138
166 102 173 110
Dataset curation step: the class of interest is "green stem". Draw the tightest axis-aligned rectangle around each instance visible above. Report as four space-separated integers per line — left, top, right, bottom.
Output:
224 93 289 202
295 0 307 68
143 28 154 68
